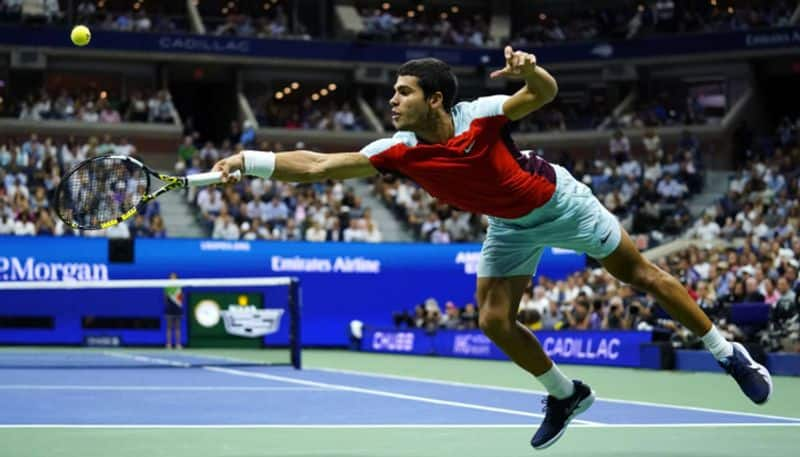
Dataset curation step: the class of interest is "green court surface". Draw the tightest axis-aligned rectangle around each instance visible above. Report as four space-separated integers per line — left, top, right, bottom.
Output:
2 349 798 457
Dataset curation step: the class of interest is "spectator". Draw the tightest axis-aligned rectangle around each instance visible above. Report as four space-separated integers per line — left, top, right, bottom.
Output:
690 213 721 241
760 277 799 352
177 136 197 170
150 215 167 237
212 213 240 239
609 129 631 163
149 90 175 123
743 277 766 302
540 300 564 330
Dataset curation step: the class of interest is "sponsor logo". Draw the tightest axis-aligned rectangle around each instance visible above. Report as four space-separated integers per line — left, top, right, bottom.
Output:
542 336 621 360
464 140 477 154
158 37 251 54
745 30 800 47
221 305 284 338
453 333 492 356
200 241 251 251
455 251 480 274
0 256 109 281
371 331 415 352
270 256 380 274
590 44 614 58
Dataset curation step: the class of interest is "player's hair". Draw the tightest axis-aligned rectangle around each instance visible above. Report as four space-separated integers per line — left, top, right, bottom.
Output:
398 58 458 111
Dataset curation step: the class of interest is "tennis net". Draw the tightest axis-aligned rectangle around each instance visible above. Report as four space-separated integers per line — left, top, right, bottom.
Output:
0 277 301 369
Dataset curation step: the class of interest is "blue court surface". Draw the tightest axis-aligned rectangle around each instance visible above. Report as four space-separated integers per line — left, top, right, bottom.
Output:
2 361 799 428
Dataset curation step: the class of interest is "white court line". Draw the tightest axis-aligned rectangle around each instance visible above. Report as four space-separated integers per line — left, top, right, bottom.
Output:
0 385 329 392
101 352 190 368
205 366 599 425
312 366 800 423
88 352 598 423
1 423 799 429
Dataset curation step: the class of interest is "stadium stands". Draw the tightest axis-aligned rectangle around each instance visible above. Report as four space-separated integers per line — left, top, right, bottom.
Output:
7 88 176 124
354 0 494 47
510 0 795 46
0 133 163 237
0 0 798 249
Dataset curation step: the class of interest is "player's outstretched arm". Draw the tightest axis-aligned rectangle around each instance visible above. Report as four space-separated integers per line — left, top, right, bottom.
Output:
212 149 379 183
490 45 558 121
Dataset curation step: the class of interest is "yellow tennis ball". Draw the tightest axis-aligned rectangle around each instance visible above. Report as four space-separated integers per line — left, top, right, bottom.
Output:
70 25 91 47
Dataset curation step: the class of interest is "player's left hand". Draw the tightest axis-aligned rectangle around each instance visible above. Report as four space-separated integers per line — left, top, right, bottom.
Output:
490 46 537 80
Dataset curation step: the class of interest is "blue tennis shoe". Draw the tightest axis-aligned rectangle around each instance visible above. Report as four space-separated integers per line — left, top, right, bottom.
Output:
718 342 772 405
531 380 595 450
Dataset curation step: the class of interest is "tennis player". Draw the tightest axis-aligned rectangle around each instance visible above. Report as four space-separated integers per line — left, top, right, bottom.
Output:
213 47 772 449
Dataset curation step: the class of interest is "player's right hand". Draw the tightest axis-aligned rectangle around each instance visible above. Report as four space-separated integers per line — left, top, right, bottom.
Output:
212 153 244 184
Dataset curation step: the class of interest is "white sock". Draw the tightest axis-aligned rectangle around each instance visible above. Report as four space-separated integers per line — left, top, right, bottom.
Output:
536 364 574 399
701 326 734 361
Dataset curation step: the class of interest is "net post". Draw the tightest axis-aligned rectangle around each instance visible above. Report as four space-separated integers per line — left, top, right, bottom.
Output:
288 277 302 369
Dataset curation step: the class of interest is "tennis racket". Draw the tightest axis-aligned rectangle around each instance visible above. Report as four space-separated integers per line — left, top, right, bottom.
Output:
55 155 240 230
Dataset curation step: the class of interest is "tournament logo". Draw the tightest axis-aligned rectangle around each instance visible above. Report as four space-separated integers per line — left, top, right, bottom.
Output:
221 305 284 338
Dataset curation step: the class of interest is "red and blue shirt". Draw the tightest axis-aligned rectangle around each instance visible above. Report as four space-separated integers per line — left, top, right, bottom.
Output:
360 95 556 219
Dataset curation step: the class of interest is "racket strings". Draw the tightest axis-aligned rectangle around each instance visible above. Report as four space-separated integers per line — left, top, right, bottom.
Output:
58 158 148 228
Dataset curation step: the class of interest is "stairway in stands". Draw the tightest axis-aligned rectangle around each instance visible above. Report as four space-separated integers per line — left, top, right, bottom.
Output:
159 190 206 238
350 179 413 242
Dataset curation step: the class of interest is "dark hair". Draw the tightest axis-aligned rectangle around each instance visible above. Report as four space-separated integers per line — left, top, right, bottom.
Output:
397 58 458 111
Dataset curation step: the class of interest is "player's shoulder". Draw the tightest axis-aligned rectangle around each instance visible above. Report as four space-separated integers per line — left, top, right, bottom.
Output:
453 95 510 120
360 131 418 158
452 95 510 134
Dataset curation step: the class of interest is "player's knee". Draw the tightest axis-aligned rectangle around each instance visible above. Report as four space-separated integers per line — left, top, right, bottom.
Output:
629 264 668 293
478 309 512 339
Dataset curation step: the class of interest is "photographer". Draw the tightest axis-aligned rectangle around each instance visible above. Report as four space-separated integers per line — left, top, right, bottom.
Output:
602 297 630 330
563 296 591 330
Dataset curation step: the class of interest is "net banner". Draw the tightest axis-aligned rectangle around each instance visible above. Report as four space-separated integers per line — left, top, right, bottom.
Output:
190 292 286 347
362 328 654 368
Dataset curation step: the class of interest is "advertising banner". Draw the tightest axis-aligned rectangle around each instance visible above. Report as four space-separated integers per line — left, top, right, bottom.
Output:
189 292 273 348
0 236 584 345
363 328 654 367
1 25 798 67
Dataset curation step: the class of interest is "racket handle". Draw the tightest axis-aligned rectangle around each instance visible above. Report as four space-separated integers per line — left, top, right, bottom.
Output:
185 170 242 187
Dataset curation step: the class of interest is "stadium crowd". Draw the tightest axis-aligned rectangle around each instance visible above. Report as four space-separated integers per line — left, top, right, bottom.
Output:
1 0 794 49
8 88 176 124
175 128 382 242
208 5 310 40
510 0 795 47
391 240 800 353
357 4 493 47
252 96 366 132
0 133 164 237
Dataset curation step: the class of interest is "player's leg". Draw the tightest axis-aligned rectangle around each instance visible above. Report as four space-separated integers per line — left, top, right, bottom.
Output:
600 229 712 334
476 276 552 375
600 226 772 404
475 275 594 449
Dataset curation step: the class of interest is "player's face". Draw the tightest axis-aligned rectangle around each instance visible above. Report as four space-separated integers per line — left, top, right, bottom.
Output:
389 76 432 131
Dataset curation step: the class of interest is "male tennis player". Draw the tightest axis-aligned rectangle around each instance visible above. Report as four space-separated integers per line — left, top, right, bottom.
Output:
213 46 772 449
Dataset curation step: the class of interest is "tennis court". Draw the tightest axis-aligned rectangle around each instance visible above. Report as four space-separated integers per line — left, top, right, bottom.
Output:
2 348 798 457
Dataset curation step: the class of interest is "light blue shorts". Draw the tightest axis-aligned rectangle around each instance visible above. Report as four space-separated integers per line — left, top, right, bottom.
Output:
477 164 622 278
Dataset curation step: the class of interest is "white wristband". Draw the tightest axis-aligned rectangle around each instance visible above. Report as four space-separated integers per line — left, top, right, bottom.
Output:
242 150 276 179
